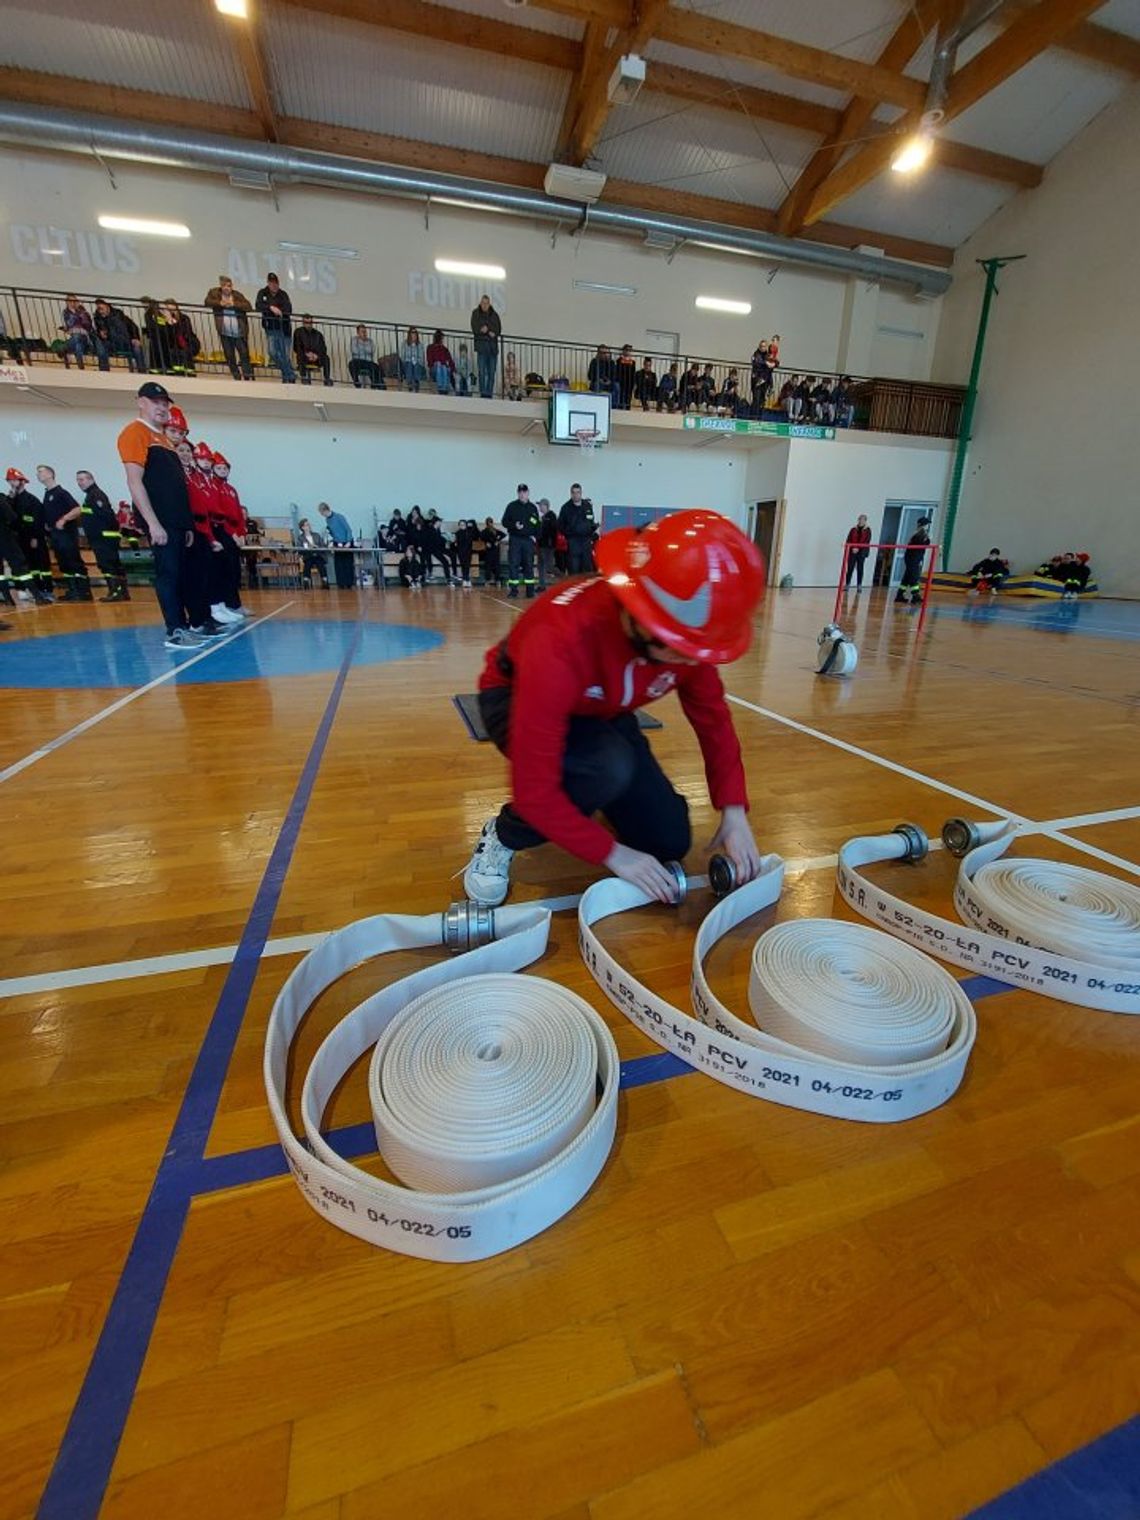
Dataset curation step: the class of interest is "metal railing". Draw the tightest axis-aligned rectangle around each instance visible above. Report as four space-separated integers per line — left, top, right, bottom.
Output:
0 284 965 439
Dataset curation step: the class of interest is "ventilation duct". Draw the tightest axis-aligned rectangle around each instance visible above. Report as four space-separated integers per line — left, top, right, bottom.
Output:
0 102 952 297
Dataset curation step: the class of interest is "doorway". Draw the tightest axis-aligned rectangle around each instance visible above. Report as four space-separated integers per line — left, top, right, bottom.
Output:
751 499 778 577
875 500 937 587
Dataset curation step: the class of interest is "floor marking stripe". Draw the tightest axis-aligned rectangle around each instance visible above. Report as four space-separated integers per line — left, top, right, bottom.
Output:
1037 804 1140 830
0 603 294 785
35 620 360 1520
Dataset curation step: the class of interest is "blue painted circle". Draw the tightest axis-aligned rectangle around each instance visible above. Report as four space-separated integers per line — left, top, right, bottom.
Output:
0 618 445 688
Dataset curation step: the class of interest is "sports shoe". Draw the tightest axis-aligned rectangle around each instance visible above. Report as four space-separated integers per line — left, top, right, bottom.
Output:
210 603 242 624
463 819 515 907
164 627 203 650
189 620 227 638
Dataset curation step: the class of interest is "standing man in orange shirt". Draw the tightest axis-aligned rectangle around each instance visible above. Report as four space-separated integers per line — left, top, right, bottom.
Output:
117 382 215 650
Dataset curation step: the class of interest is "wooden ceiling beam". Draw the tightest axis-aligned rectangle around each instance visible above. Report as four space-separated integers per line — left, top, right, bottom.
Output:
569 0 672 161
273 0 580 73
226 4 280 142
555 17 608 161
1000 0 1140 77
645 59 841 139
803 0 1105 226
0 67 952 266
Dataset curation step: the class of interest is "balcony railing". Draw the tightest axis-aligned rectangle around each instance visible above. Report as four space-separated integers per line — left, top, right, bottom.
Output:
0 284 965 440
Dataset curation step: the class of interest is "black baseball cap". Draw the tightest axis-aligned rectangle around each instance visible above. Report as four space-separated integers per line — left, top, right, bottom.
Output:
917 515 931 527
517 483 529 493
138 381 172 401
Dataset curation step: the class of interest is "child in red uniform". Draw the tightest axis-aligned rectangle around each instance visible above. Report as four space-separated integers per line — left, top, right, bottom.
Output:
186 440 237 626
210 452 249 620
462 510 765 906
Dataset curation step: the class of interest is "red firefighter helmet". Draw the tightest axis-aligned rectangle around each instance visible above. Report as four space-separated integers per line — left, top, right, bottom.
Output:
5 466 28 484
1076 552 1090 563
192 441 214 464
595 509 765 663
212 451 230 470
167 406 189 434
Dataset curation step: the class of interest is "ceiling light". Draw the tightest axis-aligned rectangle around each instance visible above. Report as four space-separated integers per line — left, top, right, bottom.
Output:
432 197 512 216
891 130 934 175
434 259 506 280
573 280 637 296
692 240 763 260
278 241 359 259
97 215 191 238
215 0 248 17
695 295 752 315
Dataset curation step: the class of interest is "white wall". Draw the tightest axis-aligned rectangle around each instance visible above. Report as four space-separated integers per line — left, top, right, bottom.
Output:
778 433 953 587
5 398 754 535
931 89 1140 595
0 148 941 380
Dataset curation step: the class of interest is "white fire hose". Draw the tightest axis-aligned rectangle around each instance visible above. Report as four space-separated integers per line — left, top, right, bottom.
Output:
816 623 858 676
837 820 1140 1015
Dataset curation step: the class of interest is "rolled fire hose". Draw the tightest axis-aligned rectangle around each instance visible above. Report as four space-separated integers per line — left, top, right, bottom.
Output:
579 850 976 1123
263 902 621 1263
816 622 859 676
837 820 1140 1016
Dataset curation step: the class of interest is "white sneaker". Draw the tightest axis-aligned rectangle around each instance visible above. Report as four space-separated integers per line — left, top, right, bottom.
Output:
210 603 242 624
464 819 515 906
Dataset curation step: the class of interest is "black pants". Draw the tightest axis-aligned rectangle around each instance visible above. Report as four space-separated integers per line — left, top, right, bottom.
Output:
507 535 536 593
301 550 329 586
479 686 691 859
482 546 501 585
89 532 126 587
845 549 868 587
151 534 193 632
457 547 473 581
333 548 355 589
221 333 253 379
50 528 90 591
213 528 243 608
349 359 383 388
299 354 332 384
186 533 217 625
0 522 34 597
566 538 595 575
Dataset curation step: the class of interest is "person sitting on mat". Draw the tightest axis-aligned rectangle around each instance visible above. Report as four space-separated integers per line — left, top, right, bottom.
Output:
969 548 1010 594
460 510 765 908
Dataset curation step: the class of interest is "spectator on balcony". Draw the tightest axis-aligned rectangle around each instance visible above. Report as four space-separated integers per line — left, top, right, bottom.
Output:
794 374 811 420
455 342 474 397
718 367 740 414
347 325 383 389
750 341 773 415
91 299 146 374
779 373 800 419
698 363 717 411
471 294 502 398
504 351 524 401
401 326 426 392
810 377 833 423
426 329 456 394
204 275 254 381
255 273 296 383
294 315 333 386
832 375 855 428
616 343 637 410
60 294 94 370
657 362 678 413
679 361 702 412
633 356 657 412
164 301 199 376
768 334 781 368
587 345 618 406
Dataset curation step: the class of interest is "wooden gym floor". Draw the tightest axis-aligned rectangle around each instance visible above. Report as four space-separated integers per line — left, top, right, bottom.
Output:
1 581 1138 1520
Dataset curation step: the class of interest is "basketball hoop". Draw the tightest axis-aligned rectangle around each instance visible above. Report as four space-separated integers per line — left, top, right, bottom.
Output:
574 429 599 454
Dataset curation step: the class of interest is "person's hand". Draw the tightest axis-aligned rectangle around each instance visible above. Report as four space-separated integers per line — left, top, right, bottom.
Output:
184 529 193 548
149 522 168 546
210 540 222 553
708 805 762 885
605 842 681 904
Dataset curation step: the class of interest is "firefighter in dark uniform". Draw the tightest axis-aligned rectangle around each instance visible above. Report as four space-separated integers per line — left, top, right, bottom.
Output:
6 467 54 601
968 548 1009 595
0 487 39 611
895 515 931 605
36 464 92 601
558 483 597 575
76 469 130 602
502 483 541 599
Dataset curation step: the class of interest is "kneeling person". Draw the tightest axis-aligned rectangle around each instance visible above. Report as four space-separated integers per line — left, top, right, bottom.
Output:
463 510 765 906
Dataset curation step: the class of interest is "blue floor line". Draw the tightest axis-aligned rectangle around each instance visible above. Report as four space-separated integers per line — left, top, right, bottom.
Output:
969 1415 1140 1519
35 621 362 1520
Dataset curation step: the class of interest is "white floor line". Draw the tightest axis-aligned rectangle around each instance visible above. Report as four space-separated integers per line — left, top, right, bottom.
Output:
0 603 294 785
1034 804 1140 830
726 693 1140 880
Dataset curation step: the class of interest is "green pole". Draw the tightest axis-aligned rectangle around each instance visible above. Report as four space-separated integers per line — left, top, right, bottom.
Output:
941 254 1024 569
